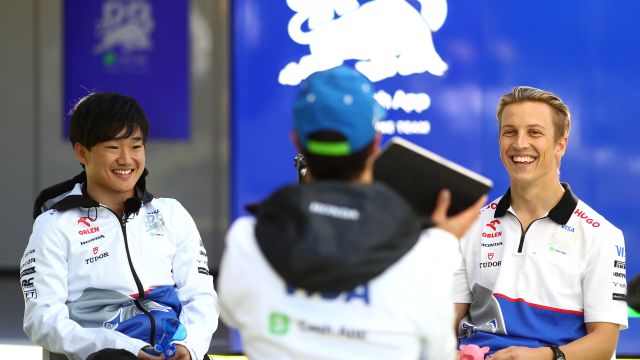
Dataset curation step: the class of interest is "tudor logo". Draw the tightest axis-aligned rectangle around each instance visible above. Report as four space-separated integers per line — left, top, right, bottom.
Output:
85 251 109 265
479 261 501 269
488 252 494 261
92 246 99 255
486 219 500 231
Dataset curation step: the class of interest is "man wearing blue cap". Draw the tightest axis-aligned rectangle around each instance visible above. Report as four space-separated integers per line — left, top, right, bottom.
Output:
217 66 485 359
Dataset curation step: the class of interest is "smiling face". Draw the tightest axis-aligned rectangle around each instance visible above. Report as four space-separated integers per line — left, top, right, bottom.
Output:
74 127 145 210
499 101 568 188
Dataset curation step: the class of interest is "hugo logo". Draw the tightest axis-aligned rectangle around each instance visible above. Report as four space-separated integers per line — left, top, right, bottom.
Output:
484 202 498 210
573 209 600 227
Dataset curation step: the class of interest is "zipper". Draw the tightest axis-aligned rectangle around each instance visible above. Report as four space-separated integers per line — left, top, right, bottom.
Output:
509 213 545 254
107 207 157 348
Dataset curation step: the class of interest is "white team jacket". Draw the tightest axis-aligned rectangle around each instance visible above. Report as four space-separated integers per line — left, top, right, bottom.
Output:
20 184 219 360
219 217 460 360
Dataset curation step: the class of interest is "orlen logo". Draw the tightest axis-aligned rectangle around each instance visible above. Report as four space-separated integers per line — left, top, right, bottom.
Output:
77 216 95 227
485 219 500 231
78 216 99 235
279 0 448 134
573 209 600 227
79 227 100 236
482 219 502 238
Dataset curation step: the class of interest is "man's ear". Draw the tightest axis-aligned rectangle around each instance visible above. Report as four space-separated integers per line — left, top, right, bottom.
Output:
291 132 302 152
370 133 382 155
74 143 89 166
556 134 568 160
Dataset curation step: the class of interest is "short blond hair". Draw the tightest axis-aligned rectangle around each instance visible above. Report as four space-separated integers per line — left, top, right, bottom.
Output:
496 86 571 141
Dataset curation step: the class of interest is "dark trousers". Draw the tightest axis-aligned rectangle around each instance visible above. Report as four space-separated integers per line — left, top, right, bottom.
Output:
86 349 137 360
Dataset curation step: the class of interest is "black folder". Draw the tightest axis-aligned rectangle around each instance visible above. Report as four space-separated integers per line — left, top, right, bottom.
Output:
373 137 493 216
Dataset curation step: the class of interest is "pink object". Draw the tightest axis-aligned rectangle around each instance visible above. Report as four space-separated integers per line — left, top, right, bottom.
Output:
459 344 490 360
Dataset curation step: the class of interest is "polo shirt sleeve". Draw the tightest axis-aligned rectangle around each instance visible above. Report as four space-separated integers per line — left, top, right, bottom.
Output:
583 225 628 329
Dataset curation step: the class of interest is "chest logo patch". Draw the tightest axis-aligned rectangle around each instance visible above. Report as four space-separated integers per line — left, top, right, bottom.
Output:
145 210 165 237
548 228 577 255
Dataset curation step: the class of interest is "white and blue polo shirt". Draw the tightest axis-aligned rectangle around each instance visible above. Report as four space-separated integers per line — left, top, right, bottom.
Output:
454 183 628 354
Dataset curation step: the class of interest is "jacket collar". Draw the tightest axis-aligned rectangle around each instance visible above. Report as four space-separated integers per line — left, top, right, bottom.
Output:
34 169 153 218
494 182 578 225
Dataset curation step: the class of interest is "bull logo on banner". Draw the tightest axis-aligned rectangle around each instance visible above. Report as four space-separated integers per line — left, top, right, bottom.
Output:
93 0 155 54
279 0 448 85
279 0 448 131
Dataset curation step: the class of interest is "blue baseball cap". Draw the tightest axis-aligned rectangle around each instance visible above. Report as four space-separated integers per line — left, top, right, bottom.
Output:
293 66 386 156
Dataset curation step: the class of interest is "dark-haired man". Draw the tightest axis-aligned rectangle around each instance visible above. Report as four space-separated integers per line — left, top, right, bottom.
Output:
20 93 218 360
454 87 627 360
218 66 486 359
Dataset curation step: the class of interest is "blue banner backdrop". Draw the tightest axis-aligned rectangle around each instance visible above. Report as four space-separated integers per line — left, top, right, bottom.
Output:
64 0 189 139
232 0 640 355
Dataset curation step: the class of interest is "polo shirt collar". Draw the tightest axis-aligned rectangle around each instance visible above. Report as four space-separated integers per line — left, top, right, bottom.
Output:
494 182 578 225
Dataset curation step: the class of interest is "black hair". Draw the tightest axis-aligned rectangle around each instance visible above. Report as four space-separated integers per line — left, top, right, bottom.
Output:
69 92 149 149
302 131 373 181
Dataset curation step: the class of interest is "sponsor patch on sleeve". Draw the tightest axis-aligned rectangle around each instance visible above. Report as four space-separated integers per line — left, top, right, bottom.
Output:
20 267 36 278
612 293 626 301
24 289 38 302
21 277 34 289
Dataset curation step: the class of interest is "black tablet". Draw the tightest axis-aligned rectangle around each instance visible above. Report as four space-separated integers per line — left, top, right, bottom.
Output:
373 137 493 216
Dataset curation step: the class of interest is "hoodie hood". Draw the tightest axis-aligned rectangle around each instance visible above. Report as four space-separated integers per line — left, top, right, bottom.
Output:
32 169 153 219
253 182 428 293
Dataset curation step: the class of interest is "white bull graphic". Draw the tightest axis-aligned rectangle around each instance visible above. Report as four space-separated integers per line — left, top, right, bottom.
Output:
93 0 155 55
279 0 448 85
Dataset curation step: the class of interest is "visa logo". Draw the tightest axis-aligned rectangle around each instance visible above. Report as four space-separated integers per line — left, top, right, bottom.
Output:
616 245 625 258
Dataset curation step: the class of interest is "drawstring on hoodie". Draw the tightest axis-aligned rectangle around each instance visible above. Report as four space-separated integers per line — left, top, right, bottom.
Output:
85 207 98 222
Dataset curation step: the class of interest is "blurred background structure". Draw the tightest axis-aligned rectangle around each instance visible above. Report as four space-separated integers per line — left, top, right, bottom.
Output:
1 0 639 357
